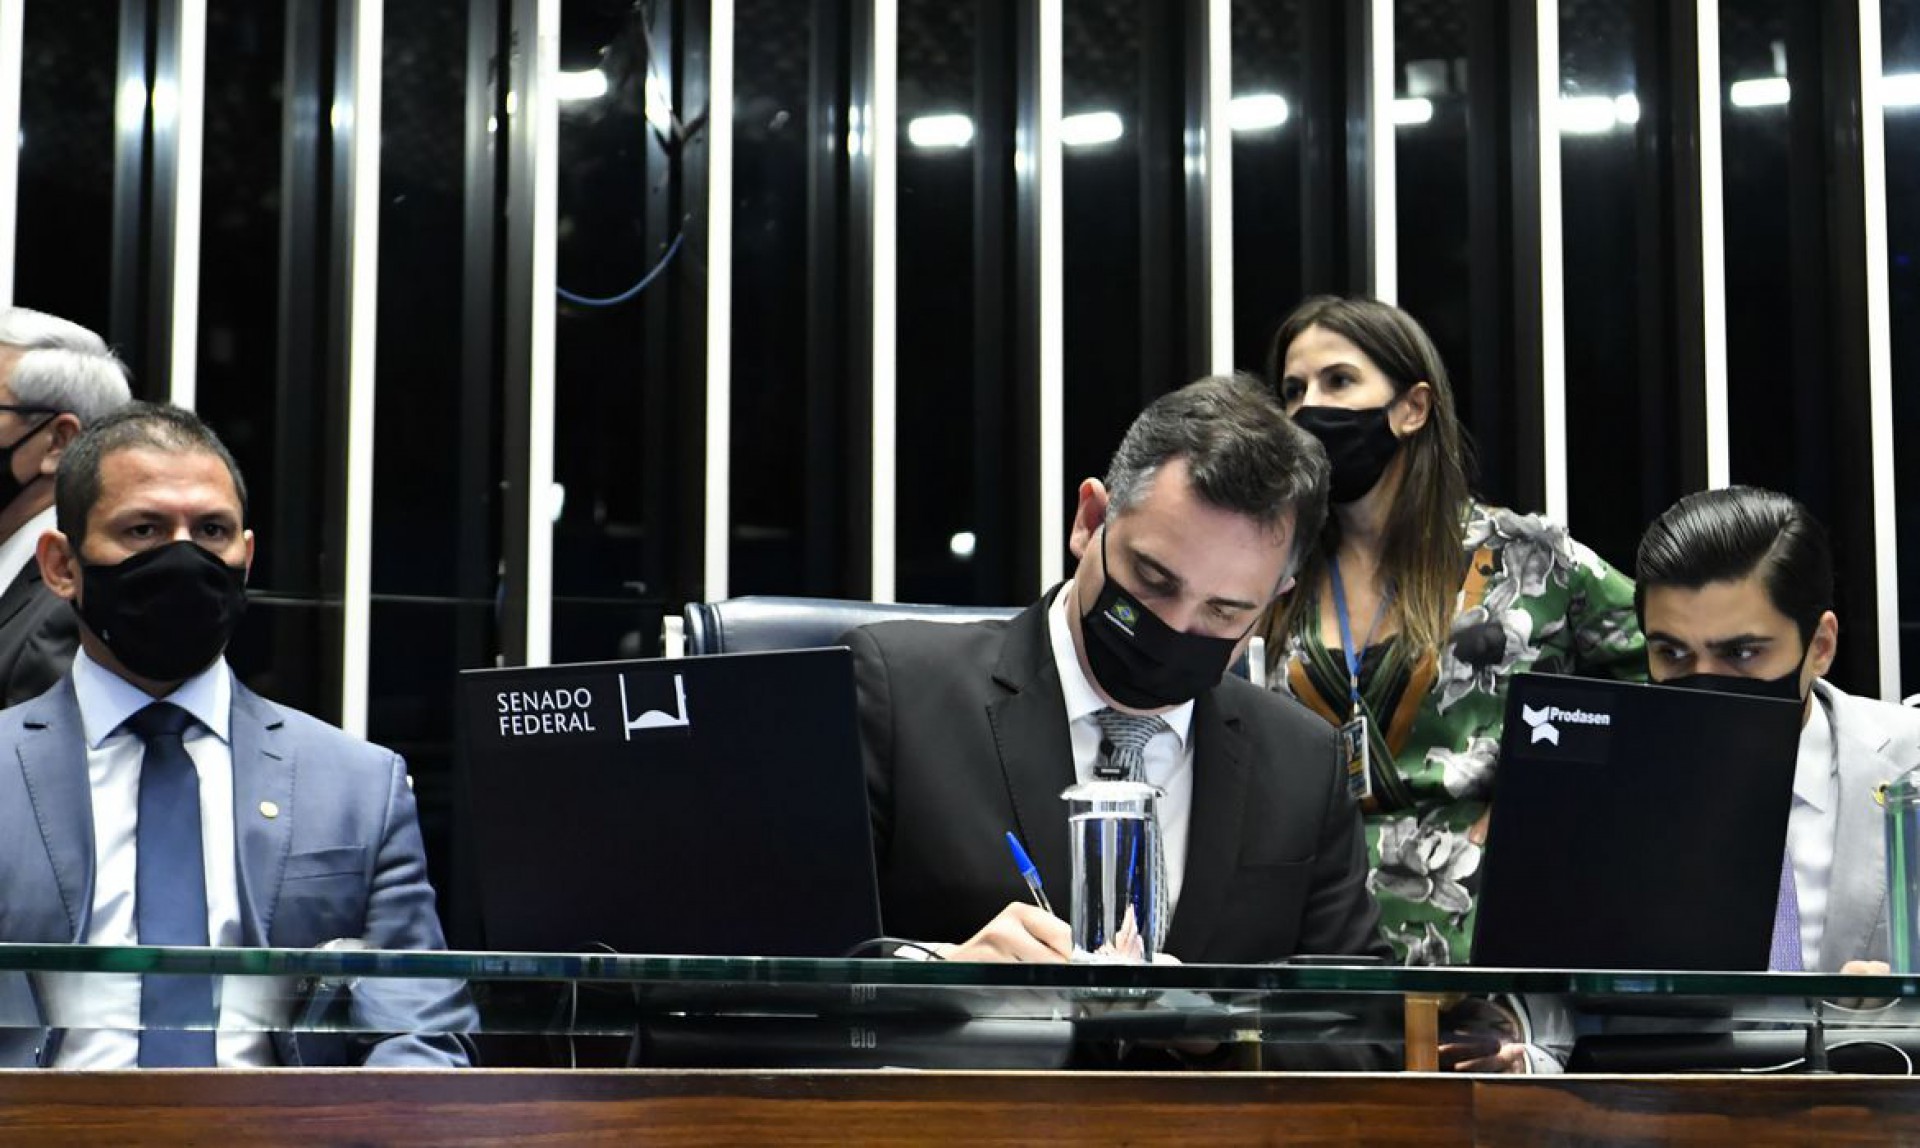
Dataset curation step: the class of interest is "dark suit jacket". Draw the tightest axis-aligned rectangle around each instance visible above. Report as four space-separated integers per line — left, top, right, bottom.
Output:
849 592 1389 963
0 560 78 709
0 675 475 1067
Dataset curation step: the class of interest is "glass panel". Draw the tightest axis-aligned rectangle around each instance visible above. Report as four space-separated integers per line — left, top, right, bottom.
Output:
728 0 855 596
196 0 338 718
1229 0 1305 382
894 0 995 604
1558 0 1660 570
1058 0 1147 495
1886 0 1920 692
13 1 120 340
1062 0 1189 513
369 0 496 917
550 0 693 659
1393 1 1499 499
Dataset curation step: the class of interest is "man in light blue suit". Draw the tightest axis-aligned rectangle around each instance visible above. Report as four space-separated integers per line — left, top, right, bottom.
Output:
0 402 472 1067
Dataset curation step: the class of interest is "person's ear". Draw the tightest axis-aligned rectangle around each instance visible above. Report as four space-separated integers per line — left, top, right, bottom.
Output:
242 529 256 580
1806 609 1839 681
1068 479 1109 561
37 530 81 603
36 413 83 476
1392 382 1433 438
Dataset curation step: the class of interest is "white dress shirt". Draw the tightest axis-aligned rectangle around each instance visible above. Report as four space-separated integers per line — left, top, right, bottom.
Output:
1787 692 1839 970
0 505 55 591
1047 586 1197 912
39 647 278 1067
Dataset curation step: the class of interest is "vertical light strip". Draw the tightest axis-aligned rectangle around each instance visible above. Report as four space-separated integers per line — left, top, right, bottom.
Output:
1698 0 1729 488
870 0 897 602
1535 3 1566 523
0 0 23 309
168 0 207 408
704 0 733 601
1204 0 1232 374
1368 0 1395 305
339 0 383 736
1859 0 1899 699
525 0 559 665
1036 0 1063 593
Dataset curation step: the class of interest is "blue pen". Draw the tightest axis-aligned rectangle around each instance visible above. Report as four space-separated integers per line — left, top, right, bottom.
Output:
1004 831 1054 916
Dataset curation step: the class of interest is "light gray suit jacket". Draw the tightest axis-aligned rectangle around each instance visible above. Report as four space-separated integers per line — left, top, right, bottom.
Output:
1815 678 1920 970
0 675 474 1066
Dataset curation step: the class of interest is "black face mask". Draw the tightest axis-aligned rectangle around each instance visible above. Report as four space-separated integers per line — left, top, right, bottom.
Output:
1662 668 1804 703
0 414 56 509
1290 401 1403 504
75 540 248 683
1662 640 1810 704
1079 526 1247 710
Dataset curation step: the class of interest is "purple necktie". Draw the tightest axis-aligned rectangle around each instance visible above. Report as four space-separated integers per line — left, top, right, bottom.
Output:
1769 853 1804 973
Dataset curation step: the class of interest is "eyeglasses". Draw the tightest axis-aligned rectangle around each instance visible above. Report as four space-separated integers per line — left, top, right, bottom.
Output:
0 404 58 417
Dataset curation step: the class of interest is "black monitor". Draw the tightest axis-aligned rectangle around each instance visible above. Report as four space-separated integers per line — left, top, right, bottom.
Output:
454 648 883 957
1470 673 1804 970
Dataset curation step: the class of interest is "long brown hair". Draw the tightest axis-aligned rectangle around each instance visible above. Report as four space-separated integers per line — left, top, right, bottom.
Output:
1261 296 1475 661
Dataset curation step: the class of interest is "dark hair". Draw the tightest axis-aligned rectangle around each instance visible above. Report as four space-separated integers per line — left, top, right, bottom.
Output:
1263 295 1475 658
1634 486 1833 641
56 402 249 548
1104 374 1330 576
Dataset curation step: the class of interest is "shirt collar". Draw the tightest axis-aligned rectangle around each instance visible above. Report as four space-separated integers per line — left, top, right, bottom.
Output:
1792 686 1835 812
71 645 233 751
1047 583 1194 745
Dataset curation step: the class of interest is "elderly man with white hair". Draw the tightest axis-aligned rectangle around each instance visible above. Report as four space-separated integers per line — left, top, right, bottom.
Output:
0 308 133 706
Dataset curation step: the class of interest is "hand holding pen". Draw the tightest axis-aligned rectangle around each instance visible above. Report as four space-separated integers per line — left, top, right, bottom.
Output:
937 833 1072 963
1005 831 1054 915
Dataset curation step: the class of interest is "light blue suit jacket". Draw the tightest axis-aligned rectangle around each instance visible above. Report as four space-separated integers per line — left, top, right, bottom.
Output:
1817 678 1920 969
0 675 474 1066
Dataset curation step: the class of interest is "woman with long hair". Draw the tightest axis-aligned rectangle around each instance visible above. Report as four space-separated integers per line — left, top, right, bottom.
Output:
1262 295 1645 966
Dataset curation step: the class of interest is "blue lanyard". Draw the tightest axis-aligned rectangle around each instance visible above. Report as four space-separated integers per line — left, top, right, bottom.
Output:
1328 555 1393 711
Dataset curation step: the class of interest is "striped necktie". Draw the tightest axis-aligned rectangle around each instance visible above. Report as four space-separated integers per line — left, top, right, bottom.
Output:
1093 708 1171 953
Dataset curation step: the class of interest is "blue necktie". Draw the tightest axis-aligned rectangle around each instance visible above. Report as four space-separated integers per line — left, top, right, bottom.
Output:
1769 853 1804 973
130 702 217 1067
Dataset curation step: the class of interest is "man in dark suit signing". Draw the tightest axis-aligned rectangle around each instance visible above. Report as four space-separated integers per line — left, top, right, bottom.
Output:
0 308 133 707
0 402 471 1067
849 375 1388 963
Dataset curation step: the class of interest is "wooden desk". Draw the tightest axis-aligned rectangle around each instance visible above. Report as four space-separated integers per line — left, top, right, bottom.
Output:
2 1070 1917 1144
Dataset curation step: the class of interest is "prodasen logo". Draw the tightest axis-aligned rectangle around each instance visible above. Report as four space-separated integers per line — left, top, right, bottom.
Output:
1521 702 1612 746
1522 704 1558 745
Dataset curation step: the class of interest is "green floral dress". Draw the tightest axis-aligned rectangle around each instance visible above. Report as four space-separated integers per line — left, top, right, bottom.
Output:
1272 504 1645 964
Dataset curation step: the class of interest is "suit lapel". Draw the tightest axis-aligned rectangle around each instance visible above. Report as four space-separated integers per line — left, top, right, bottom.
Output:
15 680 94 940
0 563 44 634
1822 685 1893 969
229 683 293 947
1162 687 1248 958
985 598 1078 920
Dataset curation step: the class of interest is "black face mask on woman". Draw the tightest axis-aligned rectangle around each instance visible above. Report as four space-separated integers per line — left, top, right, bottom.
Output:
74 539 248 683
1290 400 1403 505
1080 526 1247 710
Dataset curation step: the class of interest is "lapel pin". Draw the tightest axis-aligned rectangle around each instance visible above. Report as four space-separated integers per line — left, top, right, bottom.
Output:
259 800 280 820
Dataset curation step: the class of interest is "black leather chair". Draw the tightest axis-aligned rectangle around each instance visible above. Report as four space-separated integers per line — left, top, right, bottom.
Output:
680 596 1023 656
678 595 1266 684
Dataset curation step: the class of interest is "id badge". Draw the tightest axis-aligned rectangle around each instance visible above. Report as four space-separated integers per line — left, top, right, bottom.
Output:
1339 716 1372 802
